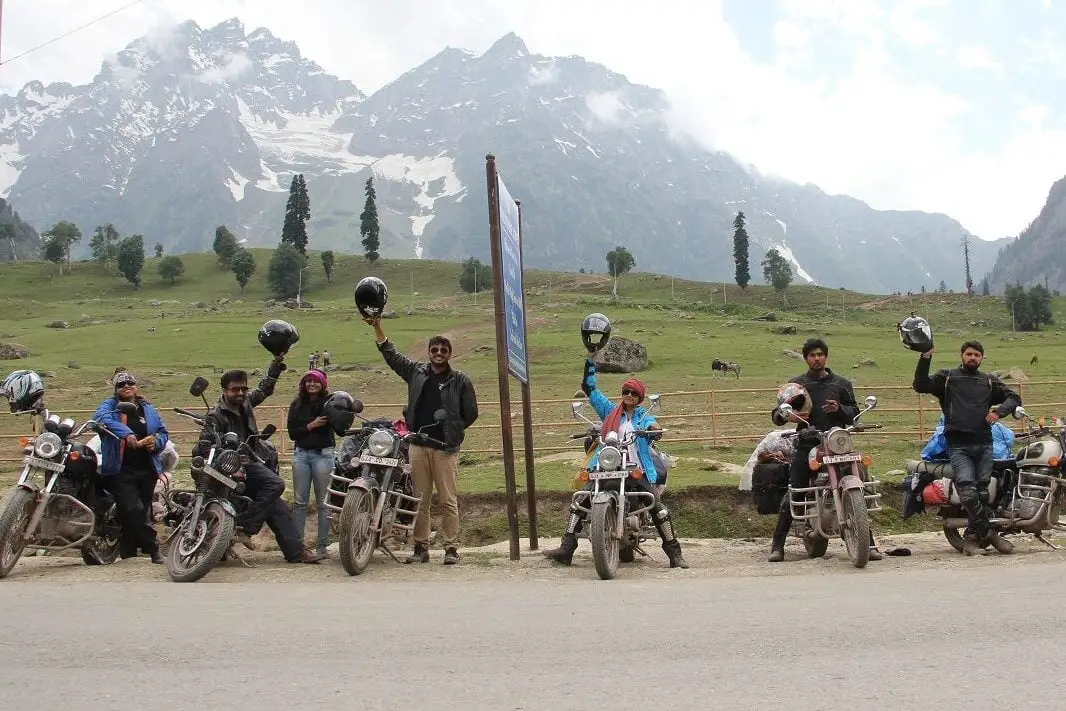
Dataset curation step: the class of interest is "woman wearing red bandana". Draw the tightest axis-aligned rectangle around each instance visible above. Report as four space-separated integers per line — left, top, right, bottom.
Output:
543 357 689 568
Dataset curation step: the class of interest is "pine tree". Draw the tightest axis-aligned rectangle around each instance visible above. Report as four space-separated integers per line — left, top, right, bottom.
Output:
281 175 311 254
360 176 380 262
733 212 750 289
963 235 973 295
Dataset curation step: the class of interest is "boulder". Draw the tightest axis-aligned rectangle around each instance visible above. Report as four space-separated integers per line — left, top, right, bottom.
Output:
991 368 1028 383
771 325 797 335
593 337 648 373
380 310 399 319
66 360 80 369
782 349 804 360
0 343 30 360
753 312 777 321
45 321 69 329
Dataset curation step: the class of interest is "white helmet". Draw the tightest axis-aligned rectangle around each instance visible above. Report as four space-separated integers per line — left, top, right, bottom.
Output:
1 370 44 413
898 314 933 353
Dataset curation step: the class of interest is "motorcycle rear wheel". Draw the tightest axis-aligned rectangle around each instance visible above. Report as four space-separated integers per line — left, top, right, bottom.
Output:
590 499 620 580
842 488 871 569
338 489 377 576
166 502 234 583
0 488 35 578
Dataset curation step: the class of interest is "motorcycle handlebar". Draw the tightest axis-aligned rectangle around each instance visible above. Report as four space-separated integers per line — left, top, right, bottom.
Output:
174 407 206 424
404 432 448 448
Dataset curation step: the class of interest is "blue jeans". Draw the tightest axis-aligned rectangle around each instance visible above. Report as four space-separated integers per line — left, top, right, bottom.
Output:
292 447 335 553
947 443 994 537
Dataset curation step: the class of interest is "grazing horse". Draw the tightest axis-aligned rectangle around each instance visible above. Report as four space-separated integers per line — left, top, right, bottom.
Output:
711 358 742 379
1031 355 1039 366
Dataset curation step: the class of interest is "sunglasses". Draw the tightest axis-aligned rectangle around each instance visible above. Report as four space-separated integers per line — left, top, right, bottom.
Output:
429 347 450 355
621 388 641 397
114 380 137 388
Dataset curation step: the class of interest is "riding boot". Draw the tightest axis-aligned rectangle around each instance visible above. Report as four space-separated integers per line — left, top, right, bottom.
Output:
543 510 583 565
769 505 791 562
652 506 689 569
958 484 990 556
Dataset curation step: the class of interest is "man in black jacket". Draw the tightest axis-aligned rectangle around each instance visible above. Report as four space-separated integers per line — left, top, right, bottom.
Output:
913 340 1021 555
367 318 479 565
197 355 320 564
768 338 882 562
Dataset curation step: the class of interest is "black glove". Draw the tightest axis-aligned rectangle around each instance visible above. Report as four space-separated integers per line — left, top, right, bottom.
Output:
267 360 286 379
798 428 821 447
579 358 596 396
648 431 663 442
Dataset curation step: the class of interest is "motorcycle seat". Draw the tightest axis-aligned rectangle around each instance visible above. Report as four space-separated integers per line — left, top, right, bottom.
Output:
905 458 1016 478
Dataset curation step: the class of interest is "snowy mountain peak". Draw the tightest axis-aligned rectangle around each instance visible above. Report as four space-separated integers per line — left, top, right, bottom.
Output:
482 32 530 61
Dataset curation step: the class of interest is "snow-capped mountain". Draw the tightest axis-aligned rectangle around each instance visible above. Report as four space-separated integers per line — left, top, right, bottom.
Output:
0 20 1002 292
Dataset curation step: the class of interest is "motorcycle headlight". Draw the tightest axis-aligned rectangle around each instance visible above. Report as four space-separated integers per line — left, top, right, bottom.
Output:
213 449 242 476
368 430 397 457
598 446 622 471
826 429 853 455
33 432 63 459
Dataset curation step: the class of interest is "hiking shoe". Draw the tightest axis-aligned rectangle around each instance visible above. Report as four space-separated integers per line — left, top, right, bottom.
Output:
443 547 460 565
543 534 578 566
405 544 429 564
235 532 258 551
768 548 784 563
291 549 322 564
149 550 164 565
988 532 1014 554
962 535 987 556
868 547 883 561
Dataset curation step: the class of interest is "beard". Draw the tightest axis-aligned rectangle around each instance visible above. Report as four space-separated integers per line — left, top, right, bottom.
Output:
962 362 979 372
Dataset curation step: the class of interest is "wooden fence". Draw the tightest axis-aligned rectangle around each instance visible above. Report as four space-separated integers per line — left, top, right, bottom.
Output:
4 379 1066 468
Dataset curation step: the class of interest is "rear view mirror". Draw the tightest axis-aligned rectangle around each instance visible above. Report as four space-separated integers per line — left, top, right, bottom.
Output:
190 377 210 397
352 399 365 414
223 432 240 447
864 395 877 409
261 424 277 440
571 401 584 417
433 408 447 422
116 401 138 416
1013 406 1028 420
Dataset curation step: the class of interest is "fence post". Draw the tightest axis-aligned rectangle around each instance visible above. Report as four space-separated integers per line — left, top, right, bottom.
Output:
917 392 925 440
710 384 718 446
275 406 286 466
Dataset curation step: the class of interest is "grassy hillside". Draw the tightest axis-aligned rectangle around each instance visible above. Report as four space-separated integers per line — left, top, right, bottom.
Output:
3 250 1065 501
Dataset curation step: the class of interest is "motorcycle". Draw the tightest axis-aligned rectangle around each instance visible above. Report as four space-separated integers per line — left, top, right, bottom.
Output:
569 394 666 580
327 401 435 576
779 395 883 569
163 376 278 582
905 405 1066 552
86 433 179 524
0 392 125 578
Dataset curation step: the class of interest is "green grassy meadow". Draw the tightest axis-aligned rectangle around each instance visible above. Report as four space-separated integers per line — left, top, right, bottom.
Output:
2 250 1066 538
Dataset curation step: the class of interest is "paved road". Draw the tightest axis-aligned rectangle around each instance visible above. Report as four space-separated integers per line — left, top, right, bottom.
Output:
3 559 1066 710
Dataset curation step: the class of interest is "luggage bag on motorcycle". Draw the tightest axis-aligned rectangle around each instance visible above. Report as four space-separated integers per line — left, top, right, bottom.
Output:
751 462 789 515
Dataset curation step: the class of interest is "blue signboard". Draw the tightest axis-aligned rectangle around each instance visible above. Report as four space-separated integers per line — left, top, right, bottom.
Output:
496 175 528 383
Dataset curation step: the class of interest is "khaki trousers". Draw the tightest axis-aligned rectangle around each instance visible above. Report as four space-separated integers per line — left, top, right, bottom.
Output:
408 444 460 547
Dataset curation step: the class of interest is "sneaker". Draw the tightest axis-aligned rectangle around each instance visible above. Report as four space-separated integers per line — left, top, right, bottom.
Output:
315 548 330 560
443 547 460 565
235 532 258 551
405 544 429 564
988 532 1014 555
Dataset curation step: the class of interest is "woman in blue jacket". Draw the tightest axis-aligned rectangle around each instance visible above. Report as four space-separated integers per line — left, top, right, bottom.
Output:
543 357 688 568
92 370 169 563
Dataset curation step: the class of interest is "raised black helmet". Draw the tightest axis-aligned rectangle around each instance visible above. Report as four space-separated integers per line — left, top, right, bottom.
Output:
258 319 300 357
898 314 933 353
354 277 388 320
323 390 357 435
581 312 611 352
1 370 44 413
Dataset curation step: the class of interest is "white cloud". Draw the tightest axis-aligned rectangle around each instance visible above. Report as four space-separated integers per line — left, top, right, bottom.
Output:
955 43 1005 75
528 63 559 86
198 52 253 84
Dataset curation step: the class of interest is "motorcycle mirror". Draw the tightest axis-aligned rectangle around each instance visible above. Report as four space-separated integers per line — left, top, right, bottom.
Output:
223 432 240 447
571 401 584 417
778 403 794 418
116 401 138 416
260 424 277 440
864 395 877 409
1013 406 1028 420
433 408 447 422
189 377 210 397
352 399 364 414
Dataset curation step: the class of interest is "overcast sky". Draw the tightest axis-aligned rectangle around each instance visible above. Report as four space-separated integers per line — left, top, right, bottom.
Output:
1 0 1063 241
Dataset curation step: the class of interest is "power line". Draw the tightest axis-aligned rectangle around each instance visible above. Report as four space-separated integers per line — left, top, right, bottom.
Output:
0 0 148 68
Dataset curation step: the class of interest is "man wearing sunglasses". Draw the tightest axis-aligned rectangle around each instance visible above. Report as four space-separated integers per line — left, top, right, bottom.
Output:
367 318 479 565
196 353 321 564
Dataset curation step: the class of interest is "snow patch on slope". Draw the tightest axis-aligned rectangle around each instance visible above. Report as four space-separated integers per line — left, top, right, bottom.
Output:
771 243 816 285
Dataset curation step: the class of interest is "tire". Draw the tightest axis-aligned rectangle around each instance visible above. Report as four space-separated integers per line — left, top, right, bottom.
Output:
0 488 36 579
590 498 620 580
619 545 635 563
166 502 234 583
338 489 377 576
943 526 966 553
81 509 121 566
842 488 871 569
802 529 829 559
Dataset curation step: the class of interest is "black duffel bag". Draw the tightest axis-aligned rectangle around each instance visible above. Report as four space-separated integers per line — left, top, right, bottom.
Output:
751 461 789 515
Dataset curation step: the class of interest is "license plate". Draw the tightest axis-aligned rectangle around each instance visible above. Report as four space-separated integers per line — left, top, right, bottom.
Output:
588 469 627 480
202 465 239 490
359 454 400 467
24 455 65 472
823 453 863 464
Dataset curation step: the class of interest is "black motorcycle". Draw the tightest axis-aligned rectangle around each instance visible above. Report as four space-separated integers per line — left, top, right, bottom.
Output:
163 377 277 583
0 394 125 578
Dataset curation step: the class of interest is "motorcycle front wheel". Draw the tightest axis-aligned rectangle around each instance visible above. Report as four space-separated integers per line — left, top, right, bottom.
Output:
590 498 620 580
338 488 377 576
166 502 234 583
842 488 871 569
0 488 36 578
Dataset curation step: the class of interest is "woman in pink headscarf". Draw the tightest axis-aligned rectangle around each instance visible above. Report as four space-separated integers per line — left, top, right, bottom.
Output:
287 369 334 559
